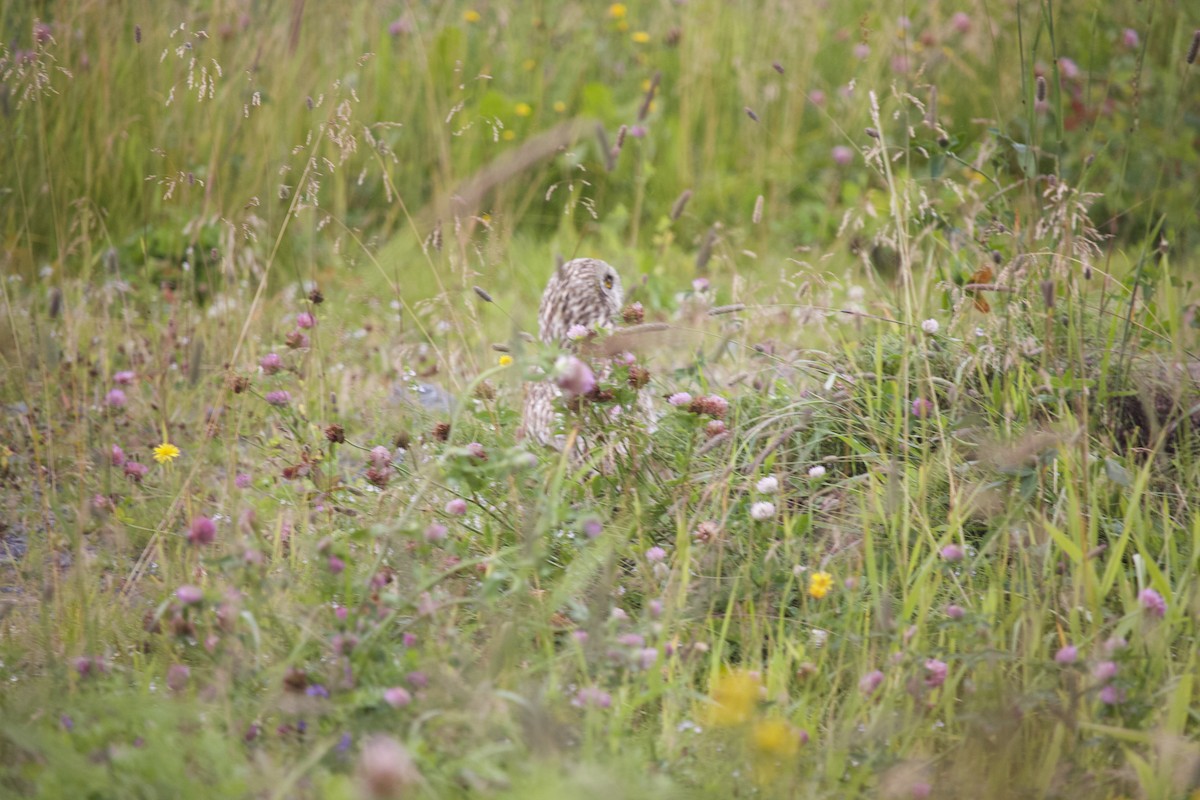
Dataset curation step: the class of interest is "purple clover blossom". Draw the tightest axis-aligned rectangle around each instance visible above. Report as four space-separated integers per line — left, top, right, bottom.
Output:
106 388 127 408
554 355 596 397
265 390 291 407
113 371 136 385
259 353 283 375
940 544 964 562
668 392 693 407
1054 645 1078 665
188 515 216 546
176 585 203 605
1138 587 1166 618
645 546 667 563
572 686 613 709
923 658 948 689
859 669 885 695
296 312 315 329
445 498 468 516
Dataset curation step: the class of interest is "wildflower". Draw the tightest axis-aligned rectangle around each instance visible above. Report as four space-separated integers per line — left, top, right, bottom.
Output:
1054 645 1077 664
921 318 939 335
466 442 486 460
110 444 126 466
1138 587 1166 618
573 687 613 709
911 398 934 418
296 312 315 329
357 736 421 800
153 441 181 464
1058 57 1080 80
106 388 127 408
445 498 468 516
265 390 291 407
327 555 346 574
498 355 513 367
807 465 826 479
950 11 971 33
406 670 427 688
553 101 567 113
1099 684 1125 705
402 633 418 648
705 420 727 438
566 324 590 341
629 124 647 138
645 546 667 563
176 585 203 605
188 515 216 546
648 599 663 617
388 18 410 37
553 355 596 397
750 501 775 521
637 648 658 669
692 277 710 292
853 43 870 60
831 145 854 166
668 392 693 407
706 669 760 726
809 89 826 106
514 102 532 117
369 446 391 470
924 658 948 688
285 330 310 349
1121 28 1139 49
123 461 149 481
1103 636 1127 654
608 3 627 18
1092 661 1118 682
384 687 412 708
582 519 603 539
808 571 834 599
113 370 136 385
751 718 801 758
756 476 779 494
167 664 190 692
259 353 282 374
235 472 251 489
940 544 964 562
306 684 330 699
423 523 447 543
690 394 729 418
631 31 650 44
945 604 965 620
859 669 885 695
462 9 481 23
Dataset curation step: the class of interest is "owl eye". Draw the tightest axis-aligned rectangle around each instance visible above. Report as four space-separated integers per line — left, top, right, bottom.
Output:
603 275 614 290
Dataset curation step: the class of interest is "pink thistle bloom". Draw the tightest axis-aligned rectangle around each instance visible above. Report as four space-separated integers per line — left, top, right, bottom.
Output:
259 353 283 374
1054 645 1078 664
1121 28 1139 49
123 461 149 481
445 498 468 516
911 398 934 418
705 419 727 438
553 355 596 398
859 669 885 695
668 392 693 407
265 390 291 407
832 145 854 166
572 686 612 709
628 125 647 138
423 523 447 543
402 633 417 648
106 388 127 408
692 277 710 292
110 444 126 466
923 658 948 688
645 546 667 563
940 544 964 562
384 687 412 708
188 515 216 546
945 604 965 620
113 371 136 385
369 446 391 469
296 312 315 329
1092 661 1118 682
176 585 203 605
582 519 603 539
1138 588 1166 618
327 555 346 574
1098 684 1125 705
951 12 971 33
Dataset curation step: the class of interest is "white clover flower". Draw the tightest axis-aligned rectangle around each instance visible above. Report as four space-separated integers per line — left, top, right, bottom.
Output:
807 465 826 479
750 501 776 521
921 318 939 335
756 476 779 494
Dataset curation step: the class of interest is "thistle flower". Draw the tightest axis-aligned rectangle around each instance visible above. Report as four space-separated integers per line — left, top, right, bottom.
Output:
259 353 282 374
1092 661 1118 682
945 604 965 620
1054 645 1077 664
106 389 127 408
124 461 149 481
114 371 136 385
831 145 854 166
110 444 126 466
923 658 948 688
859 669 885 695
188 515 216 546
1099 685 1125 705
265 390 291 407
296 312 315 329
1138 588 1166 618
940 544 964 562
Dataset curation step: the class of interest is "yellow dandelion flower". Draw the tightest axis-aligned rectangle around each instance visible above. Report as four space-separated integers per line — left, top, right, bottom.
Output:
608 3 627 19
706 669 760 727
462 9 481 23
751 718 801 758
153 441 181 464
514 102 532 117
553 100 567 113
808 571 833 599
631 31 651 44
499 355 514 367
502 130 516 141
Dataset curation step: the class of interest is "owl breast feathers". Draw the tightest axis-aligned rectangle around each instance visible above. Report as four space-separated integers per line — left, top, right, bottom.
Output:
519 258 628 449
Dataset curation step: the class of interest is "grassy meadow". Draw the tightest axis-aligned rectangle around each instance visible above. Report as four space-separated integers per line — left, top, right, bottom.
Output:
3 0 1200 797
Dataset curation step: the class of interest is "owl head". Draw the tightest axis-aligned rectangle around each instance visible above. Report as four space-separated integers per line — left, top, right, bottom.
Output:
537 258 624 345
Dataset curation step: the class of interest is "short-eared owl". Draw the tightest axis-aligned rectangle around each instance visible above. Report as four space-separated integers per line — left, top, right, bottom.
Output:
518 258 625 447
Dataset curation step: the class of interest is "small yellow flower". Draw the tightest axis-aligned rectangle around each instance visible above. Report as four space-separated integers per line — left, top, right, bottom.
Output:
751 718 801 758
706 669 760 727
501 130 516 141
553 100 567 113
153 441 181 464
522 58 536 71
808 571 833 599
462 9 481 23
514 102 532 117
608 3 627 19
616 20 629 32
498 355 513 367
631 31 651 44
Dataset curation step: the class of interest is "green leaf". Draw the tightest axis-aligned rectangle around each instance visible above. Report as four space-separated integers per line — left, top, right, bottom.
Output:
1104 457 1132 487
